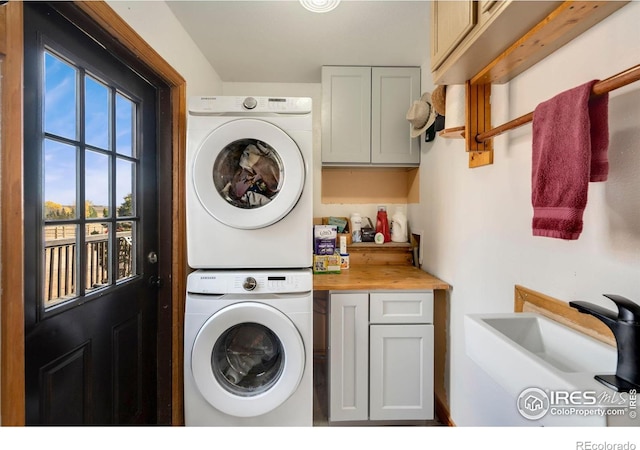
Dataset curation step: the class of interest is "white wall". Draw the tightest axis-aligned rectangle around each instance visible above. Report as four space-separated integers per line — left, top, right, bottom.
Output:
106 0 405 221
409 3 640 426
106 0 222 96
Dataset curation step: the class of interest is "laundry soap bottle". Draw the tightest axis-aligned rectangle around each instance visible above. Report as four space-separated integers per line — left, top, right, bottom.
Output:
391 209 407 243
350 213 362 243
375 207 391 243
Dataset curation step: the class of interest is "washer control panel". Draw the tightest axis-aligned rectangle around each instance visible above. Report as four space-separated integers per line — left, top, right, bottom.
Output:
187 269 313 295
188 95 312 114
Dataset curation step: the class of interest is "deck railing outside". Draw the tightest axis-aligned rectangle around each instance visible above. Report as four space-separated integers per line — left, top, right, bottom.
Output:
44 231 133 305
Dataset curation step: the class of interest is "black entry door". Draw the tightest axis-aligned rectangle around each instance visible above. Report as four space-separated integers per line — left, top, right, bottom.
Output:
23 3 159 425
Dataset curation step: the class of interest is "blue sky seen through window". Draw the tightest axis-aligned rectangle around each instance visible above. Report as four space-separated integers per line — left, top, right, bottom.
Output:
44 51 135 213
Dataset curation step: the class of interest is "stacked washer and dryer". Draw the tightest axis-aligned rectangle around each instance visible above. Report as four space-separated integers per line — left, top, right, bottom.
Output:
184 96 314 426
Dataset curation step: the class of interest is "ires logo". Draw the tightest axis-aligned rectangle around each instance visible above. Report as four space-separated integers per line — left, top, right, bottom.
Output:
517 388 635 421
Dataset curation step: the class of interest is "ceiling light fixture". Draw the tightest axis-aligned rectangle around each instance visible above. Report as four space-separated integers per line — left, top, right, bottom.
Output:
299 0 341 13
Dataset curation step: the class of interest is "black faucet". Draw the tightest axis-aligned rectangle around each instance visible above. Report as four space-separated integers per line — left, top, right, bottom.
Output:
569 294 640 392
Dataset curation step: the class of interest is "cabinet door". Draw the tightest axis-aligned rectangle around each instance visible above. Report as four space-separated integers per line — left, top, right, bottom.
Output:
369 324 434 421
370 291 433 324
329 292 369 421
321 66 371 164
371 67 421 165
430 0 476 71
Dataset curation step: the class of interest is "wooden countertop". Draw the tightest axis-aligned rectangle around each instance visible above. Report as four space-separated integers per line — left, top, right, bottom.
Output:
313 265 450 291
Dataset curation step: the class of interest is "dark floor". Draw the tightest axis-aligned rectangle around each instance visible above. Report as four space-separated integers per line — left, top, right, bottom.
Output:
313 355 443 427
313 354 329 426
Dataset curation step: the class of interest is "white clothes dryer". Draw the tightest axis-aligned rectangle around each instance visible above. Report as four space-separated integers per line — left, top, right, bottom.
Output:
184 269 313 426
186 96 313 269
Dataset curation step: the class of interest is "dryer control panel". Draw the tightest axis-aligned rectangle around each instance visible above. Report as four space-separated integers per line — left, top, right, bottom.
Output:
189 96 312 114
187 269 313 295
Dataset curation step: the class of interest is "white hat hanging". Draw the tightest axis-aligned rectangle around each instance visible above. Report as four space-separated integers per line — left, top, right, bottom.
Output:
406 92 436 138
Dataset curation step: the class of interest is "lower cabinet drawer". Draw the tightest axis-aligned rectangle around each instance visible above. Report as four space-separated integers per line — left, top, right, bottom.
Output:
370 291 433 324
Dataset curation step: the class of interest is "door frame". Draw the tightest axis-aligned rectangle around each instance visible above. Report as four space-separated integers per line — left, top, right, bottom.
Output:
1 1 187 425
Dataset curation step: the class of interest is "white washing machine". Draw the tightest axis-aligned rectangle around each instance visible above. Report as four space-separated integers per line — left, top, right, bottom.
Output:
184 269 313 426
186 96 313 269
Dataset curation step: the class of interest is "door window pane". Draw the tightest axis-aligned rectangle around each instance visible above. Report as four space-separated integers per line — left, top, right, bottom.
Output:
85 76 109 150
41 48 141 310
85 150 110 219
86 222 111 293
43 139 77 220
116 94 134 157
44 52 77 140
116 158 135 217
44 224 78 306
116 221 135 282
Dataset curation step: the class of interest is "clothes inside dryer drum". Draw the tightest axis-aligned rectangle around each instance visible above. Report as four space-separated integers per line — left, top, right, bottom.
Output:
212 322 284 396
213 139 284 209
189 300 307 418
190 118 306 232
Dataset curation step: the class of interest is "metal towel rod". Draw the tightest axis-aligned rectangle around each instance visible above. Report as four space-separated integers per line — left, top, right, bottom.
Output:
475 64 640 144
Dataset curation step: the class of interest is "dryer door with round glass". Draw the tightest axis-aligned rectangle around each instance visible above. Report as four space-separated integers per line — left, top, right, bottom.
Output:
192 119 305 230
191 302 306 417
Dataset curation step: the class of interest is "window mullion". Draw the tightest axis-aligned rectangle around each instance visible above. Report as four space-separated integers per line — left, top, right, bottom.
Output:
78 67 87 296
110 86 118 285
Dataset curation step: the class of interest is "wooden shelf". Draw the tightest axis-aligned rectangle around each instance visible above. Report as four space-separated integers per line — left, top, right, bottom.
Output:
439 126 465 139
471 1 630 86
465 0 630 168
348 242 411 249
348 241 413 266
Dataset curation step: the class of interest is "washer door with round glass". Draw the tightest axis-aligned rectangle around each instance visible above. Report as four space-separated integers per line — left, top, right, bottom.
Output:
192 119 305 230
191 302 306 417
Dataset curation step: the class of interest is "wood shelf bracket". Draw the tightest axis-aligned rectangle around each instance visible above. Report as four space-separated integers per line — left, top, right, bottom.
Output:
465 81 493 168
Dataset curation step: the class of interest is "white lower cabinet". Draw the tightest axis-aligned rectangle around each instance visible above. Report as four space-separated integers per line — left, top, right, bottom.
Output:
369 324 434 420
329 291 434 422
329 292 369 422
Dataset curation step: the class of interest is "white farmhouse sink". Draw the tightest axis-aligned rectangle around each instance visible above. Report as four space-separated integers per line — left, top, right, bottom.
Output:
465 312 617 397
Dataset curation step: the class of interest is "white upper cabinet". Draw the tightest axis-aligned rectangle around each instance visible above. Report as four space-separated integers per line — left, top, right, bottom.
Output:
371 67 421 165
321 66 371 164
322 66 421 166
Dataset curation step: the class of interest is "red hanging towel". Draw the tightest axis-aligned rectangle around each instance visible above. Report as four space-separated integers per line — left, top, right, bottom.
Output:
531 80 609 240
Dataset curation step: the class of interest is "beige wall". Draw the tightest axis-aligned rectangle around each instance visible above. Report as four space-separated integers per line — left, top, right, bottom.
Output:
410 3 640 426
